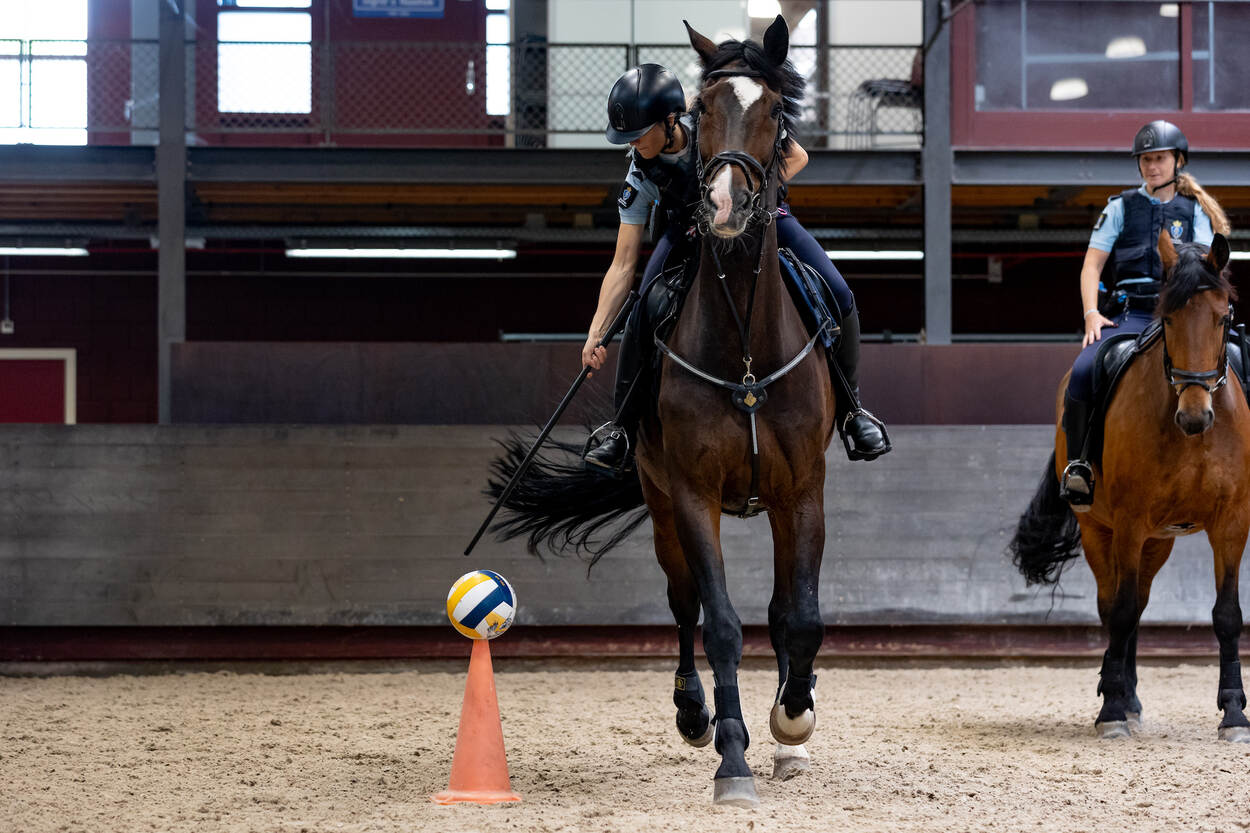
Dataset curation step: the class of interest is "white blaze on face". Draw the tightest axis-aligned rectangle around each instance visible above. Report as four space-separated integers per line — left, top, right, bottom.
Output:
728 76 764 112
710 166 733 226
708 77 764 227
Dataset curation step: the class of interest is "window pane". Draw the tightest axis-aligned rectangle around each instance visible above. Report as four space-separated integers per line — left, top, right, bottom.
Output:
230 0 313 8
0 55 18 127
1193 1 1250 111
976 1 1178 111
486 0 510 10
30 57 86 127
0 0 87 41
486 13 509 45
486 43 509 116
218 43 312 112
217 11 312 114
218 10 312 42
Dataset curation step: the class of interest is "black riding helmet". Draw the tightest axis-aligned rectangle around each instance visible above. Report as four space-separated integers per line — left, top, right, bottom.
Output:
605 64 686 144
1132 119 1189 165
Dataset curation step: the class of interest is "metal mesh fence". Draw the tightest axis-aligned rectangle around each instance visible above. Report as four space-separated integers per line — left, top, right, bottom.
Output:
0 39 922 148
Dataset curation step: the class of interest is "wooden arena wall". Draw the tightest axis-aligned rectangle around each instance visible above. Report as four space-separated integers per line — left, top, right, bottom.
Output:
1 424 1242 629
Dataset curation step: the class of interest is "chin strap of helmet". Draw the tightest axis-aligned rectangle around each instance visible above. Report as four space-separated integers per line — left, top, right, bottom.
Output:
1143 152 1181 196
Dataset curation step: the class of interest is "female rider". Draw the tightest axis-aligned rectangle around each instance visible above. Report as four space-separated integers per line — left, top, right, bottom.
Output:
1060 120 1230 508
581 62 890 473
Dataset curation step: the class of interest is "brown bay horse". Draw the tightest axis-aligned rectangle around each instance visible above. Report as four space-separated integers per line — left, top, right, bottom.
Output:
1010 230 1250 742
486 17 835 806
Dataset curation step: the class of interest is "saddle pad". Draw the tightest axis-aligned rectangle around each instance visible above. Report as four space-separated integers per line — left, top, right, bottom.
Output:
777 247 838 349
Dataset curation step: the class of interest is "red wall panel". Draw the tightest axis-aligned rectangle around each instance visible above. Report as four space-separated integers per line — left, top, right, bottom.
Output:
0 360 66 423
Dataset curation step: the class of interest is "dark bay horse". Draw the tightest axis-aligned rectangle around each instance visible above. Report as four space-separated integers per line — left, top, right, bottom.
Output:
1011 230 1250 742
487 17 835 806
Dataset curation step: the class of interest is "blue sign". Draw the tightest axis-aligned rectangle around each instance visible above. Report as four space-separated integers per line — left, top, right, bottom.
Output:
353 0 445 19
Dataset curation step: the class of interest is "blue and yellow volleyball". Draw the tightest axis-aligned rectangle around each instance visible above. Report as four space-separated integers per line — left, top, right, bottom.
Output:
446 570 517 640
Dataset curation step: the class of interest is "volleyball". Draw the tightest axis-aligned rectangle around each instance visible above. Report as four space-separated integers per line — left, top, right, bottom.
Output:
446 570 517 640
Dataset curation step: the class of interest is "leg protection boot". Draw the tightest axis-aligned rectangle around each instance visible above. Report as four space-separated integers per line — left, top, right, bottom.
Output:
1059 393 1096 510
829 309 891 461
584 304 647 476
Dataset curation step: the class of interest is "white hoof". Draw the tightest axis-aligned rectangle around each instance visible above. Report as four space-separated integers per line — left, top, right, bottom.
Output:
1096 720 1132 739
770 702 815 745
1126 712 1142 733
712 776 759 808
772 743 810 781
1218 725 1250 743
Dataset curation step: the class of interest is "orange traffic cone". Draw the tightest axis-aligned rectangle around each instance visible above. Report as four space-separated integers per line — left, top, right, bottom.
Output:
432 638 522 805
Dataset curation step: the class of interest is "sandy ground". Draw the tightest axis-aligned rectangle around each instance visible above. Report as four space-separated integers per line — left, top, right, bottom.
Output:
2 657 1250 833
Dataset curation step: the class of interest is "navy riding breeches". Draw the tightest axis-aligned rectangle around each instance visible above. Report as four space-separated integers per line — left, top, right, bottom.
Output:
636 209 856 318
1067 308 1155 403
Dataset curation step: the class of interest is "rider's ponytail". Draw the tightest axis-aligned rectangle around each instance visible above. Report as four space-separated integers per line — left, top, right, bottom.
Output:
1177 172 1231 236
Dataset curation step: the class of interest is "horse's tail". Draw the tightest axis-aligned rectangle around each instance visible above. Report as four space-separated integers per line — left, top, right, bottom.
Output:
1008 452 1083 585
485 434 649 566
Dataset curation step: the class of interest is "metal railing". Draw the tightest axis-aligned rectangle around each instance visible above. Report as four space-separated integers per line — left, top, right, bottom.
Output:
0 39 922 148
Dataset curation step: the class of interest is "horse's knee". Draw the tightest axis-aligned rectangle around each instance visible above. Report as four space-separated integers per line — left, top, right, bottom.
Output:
701 609 743 656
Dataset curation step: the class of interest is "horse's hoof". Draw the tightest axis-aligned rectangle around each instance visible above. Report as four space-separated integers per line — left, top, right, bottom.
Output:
772 743 810 781
770 702 815 745
1126 712 1142 733
712 776 759 808
1096 720 1132 739
1218 725 1250 743
679 710 714 748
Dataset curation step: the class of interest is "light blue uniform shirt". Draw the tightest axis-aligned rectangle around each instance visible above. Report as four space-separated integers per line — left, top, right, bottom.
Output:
617 114 696 226
1088 183 1214 253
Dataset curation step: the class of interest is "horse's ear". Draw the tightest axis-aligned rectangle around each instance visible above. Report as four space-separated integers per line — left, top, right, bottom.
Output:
1158 227 1178 276
1208 233 1231 273
684 20 718 66
763 14 789 66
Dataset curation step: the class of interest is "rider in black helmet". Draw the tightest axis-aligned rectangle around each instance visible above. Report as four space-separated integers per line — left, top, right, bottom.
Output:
1059 119 1229 509
581 62 890 475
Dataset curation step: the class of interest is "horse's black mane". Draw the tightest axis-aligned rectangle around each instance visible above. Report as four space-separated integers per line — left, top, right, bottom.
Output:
698 38 805 154
1159 241 1237 316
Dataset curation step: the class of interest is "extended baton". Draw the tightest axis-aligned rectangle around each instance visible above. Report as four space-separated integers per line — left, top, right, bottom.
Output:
464 290 641 556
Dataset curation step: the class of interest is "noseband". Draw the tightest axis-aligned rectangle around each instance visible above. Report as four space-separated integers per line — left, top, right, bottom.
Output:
1161 285 1232 395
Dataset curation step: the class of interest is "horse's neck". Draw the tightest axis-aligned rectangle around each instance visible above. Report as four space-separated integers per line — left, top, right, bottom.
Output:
682 224 799 368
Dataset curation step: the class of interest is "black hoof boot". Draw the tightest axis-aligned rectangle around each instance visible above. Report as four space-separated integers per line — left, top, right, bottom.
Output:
582 424 633 476
839 408 891 461
1060 460 1095 510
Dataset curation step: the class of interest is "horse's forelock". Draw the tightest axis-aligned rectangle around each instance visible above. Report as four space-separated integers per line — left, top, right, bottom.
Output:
698 36 804 153
1159 241 1237 316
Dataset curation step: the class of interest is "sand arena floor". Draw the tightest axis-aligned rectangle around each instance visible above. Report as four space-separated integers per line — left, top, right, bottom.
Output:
2 657 1250 833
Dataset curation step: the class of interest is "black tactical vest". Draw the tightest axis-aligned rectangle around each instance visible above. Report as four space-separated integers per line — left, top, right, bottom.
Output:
1111 189 1196 289
631 121 697 239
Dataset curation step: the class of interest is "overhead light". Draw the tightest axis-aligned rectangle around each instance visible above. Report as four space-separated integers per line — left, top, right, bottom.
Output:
1229 251 1250 261
824 250 924 261
0 246 88 256
285 247 517 259
1105 36 1146 59
1159 3 1179 17
747 0 782 18
1049 78 1089 102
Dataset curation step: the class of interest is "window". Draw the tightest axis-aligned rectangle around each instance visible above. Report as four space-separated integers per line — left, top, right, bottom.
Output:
975 1 1178 111
485 0 509 116
217 0 313 115
0 0 88 145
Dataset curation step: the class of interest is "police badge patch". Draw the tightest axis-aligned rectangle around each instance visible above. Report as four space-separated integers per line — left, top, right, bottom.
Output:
1093 213 1107 231
1170 219 1184 239
618 183 638 209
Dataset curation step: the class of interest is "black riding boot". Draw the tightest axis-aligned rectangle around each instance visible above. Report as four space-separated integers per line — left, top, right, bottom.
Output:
830 309 891 461
584 305 646 476
1060 394 1096 510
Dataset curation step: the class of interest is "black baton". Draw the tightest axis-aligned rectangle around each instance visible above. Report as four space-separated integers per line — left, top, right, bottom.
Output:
464 290 641 556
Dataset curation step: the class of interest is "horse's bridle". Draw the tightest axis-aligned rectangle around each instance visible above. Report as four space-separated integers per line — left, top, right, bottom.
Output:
690 68 787 235
1161 285 1232 395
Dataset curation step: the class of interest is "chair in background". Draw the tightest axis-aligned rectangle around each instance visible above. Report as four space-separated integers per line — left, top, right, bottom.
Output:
847 49 923 149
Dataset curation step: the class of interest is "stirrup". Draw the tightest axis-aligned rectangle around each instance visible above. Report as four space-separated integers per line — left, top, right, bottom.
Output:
839 407 891 461
582 422 634 477
1060 460 1094 511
